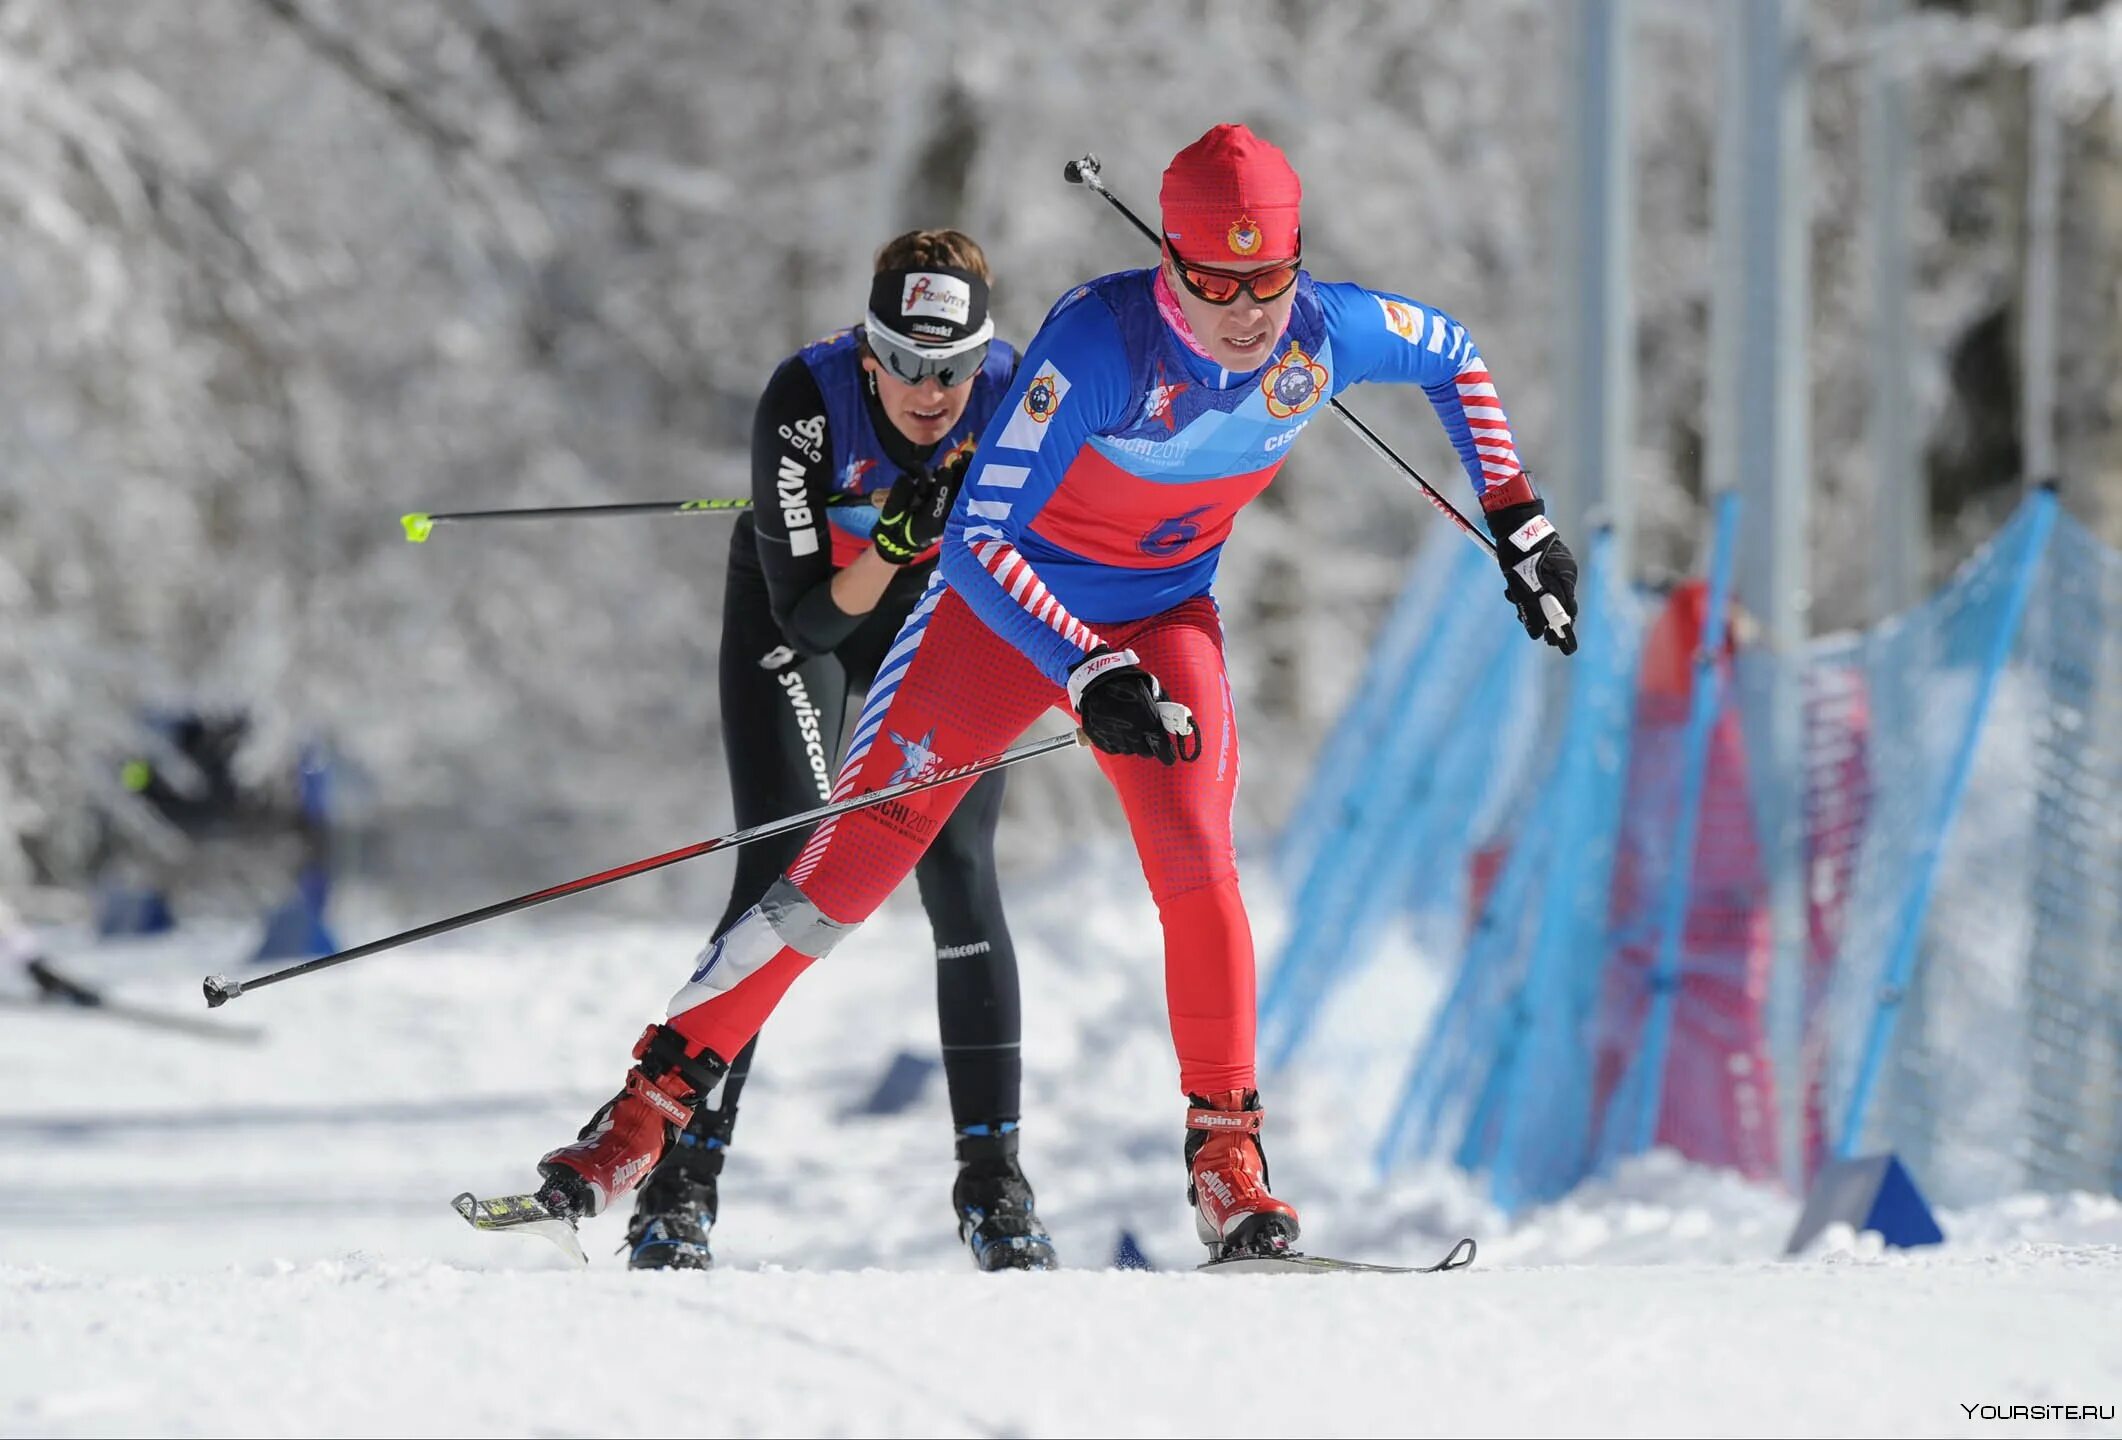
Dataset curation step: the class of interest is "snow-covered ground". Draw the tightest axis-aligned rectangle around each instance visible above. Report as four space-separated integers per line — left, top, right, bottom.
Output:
4 866 2119 1437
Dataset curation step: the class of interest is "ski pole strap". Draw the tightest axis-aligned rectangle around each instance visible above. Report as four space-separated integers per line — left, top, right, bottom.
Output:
1160 705 1204 763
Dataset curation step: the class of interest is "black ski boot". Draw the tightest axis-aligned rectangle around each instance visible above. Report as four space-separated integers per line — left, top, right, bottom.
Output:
623 1115 728 1272
952 1124 1058 1272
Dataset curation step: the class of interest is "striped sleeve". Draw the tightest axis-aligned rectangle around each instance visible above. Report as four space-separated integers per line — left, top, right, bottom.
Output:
962 533 1101 655
939 295 1132 688
1315 281 1538 513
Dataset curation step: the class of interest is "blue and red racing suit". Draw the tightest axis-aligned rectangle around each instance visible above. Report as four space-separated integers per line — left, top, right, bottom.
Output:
664 267 1542 1097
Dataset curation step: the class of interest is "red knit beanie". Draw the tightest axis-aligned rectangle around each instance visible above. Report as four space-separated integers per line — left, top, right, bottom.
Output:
1159 123 1303 262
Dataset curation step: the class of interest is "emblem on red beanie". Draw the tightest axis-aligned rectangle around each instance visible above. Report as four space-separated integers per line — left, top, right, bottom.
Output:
1160 124 1301 260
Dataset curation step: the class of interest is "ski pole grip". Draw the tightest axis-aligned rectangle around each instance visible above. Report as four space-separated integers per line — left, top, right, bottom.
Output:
1540 593 1572 636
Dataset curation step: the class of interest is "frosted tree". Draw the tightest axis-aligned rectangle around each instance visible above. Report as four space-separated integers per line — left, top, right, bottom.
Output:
3 0 2112 917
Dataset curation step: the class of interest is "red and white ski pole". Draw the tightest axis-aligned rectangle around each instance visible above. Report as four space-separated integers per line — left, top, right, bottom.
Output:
204 729 1087 1008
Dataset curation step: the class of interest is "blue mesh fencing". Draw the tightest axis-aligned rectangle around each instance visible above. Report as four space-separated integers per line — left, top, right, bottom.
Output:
1282 487 2122 1214
1826 493 2122 1203
1273 522 1468 888
1369 530 1644 1211
1595 493 1744 1174
1257 532 1547 1072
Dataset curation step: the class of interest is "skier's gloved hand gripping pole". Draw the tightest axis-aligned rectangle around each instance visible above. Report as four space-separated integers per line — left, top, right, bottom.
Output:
399 494 870 544
1063 154 1576 654
870 460 960 565
202 729 1088 1008
1068 646 1201 765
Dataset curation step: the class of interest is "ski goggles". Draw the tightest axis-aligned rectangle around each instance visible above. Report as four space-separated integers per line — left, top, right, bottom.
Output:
1164 243 1304 306
863 314 994 388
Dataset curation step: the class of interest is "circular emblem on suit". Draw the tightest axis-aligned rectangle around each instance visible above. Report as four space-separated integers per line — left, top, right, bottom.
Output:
1023 374 1060 422
1261 343 1326 419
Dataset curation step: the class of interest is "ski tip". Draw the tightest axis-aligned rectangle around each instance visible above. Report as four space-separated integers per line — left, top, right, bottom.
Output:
452 1190 590 1267
400 512 435 544
1195 1234 1480 1276
202 974 241 1008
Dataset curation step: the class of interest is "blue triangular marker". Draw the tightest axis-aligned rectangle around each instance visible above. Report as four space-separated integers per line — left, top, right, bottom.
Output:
94 884 174 938
1786 1152 1944 1254
1866 1154 1946 1248
1112 1229 1154 1271
253 863 338 963
846 1050 938 1117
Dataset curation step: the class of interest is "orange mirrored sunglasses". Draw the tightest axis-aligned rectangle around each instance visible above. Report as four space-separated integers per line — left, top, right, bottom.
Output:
1165 242 1303 305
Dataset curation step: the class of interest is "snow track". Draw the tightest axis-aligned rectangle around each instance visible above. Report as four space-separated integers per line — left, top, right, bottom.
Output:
4 885 2118 1436
9 1249 2120 1438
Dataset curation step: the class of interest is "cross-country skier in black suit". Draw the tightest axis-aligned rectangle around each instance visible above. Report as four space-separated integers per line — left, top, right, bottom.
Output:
622 229 1054 1272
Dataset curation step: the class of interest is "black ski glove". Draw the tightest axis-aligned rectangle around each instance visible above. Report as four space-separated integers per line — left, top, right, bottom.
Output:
871 458 962 565
1485 497 1580 656
1066 646 1201 766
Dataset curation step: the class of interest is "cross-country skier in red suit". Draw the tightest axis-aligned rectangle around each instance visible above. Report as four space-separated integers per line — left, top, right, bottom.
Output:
524 124 1580 1260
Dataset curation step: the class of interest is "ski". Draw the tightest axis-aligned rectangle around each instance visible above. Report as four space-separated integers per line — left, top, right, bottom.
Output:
449 1181 1474 1277
1198 1236 1477 1276
3 960 264 1044
450 1190 588 1266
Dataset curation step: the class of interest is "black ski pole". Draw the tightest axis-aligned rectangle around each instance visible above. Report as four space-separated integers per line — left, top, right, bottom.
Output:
203 729 1087 1008
400 493 872 543
1062 153 1571 643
